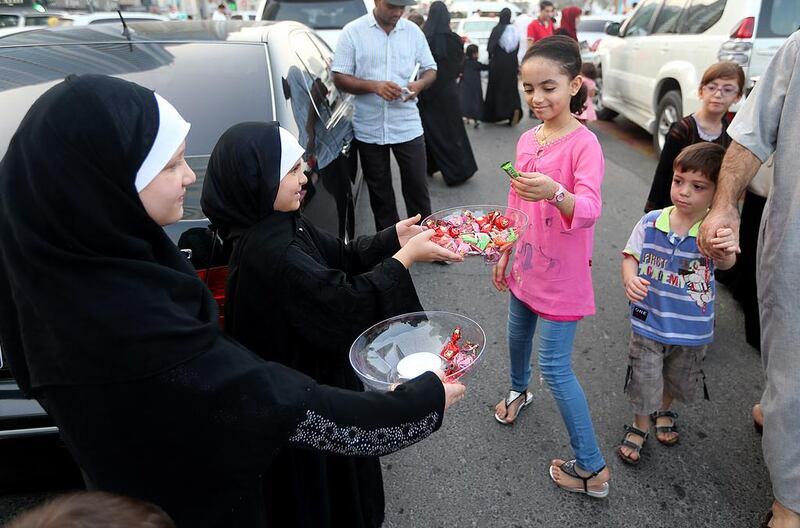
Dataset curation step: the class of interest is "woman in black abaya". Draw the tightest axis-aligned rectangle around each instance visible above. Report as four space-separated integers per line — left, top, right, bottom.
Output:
0 74 465 528
483 8 522 125
200 122 462 528
418 1 477 186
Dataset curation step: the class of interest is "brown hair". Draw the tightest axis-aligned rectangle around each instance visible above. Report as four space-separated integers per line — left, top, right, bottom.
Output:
673 142 726 184
699 61 745 94
6 492 175 528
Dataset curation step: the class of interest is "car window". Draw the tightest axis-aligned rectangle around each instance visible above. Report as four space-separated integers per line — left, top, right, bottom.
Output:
262 0 367 30
0 15 18 28
680 0 725 34
651 0 687 34
286 31 353 170
24 15 55 26
0 42 273 220
578 19 613 33
757 0 800 38
622 0 659 37
463 20 495 32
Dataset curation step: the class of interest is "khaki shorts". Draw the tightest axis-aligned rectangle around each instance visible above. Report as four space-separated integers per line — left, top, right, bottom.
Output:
624 332 707 416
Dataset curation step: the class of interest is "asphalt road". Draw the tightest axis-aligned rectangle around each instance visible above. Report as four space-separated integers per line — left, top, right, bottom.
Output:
372 117 770 528
0 116 770 527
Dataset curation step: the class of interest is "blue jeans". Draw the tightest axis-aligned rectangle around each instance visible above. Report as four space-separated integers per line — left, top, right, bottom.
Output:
507 293 606 473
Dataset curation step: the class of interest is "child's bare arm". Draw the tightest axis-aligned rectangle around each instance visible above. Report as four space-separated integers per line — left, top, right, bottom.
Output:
622 254 650 302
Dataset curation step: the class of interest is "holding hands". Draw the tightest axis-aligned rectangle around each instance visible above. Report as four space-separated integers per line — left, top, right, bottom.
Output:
697 205 740 260
512 171 559 202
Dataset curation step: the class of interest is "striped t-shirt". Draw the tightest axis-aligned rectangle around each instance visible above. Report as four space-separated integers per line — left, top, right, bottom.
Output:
623 207 715 346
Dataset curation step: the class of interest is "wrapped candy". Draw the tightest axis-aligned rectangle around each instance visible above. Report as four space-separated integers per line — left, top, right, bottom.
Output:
438 325 480 381
424 208 521 263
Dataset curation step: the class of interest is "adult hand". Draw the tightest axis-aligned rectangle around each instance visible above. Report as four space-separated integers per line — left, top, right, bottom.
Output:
373 80 403 101
434 370 466 410
624 276 650 303
392 229 464 268
492 250 510 292
698 204 740 260
396 214 424 247
512 171 558 202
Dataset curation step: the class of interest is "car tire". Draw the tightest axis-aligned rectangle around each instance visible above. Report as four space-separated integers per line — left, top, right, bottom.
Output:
594 69 618 121
654 90 682 157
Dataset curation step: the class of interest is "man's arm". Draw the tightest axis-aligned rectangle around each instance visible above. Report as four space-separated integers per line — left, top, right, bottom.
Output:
408 68 436 95
333 72 403 101
697 141 761 258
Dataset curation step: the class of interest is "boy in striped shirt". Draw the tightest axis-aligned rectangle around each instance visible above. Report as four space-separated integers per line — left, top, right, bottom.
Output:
617 142 738 465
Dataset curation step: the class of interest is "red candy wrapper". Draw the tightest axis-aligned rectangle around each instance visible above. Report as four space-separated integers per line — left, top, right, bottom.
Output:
423 208 521 263
438 325 480 381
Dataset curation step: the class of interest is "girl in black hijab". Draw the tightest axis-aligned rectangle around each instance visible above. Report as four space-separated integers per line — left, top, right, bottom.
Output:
418 1 478 187
201 122 462 528
483 7 523 125
0 74 465 528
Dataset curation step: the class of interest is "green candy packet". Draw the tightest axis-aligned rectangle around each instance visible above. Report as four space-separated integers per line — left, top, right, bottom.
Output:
500 161 521 179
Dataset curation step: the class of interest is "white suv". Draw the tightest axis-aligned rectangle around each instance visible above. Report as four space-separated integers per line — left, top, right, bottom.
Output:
595 0 799 155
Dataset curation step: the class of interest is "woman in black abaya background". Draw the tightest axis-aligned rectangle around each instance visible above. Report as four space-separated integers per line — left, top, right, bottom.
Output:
418 1 477 186
482 8 522 125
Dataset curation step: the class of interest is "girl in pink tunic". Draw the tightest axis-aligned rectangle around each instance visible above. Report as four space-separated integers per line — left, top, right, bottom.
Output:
492 35 609 498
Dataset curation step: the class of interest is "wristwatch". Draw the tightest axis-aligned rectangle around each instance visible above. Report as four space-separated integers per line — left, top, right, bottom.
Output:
546 183 566 204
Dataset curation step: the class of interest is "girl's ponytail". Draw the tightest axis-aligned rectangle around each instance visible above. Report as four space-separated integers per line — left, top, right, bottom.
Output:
571 83 588 115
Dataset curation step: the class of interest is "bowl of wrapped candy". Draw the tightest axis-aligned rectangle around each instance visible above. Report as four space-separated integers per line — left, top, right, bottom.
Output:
349 311 486 392
422 205 528 263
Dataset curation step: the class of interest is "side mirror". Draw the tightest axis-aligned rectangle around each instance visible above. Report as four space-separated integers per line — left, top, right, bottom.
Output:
605 22 621 36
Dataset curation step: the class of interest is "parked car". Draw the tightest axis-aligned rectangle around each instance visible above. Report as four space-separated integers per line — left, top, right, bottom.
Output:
452 15 496 64
0 19 362 441
58 11 169 25
594 0 799 155
0 7 65 30
577 13 625 50
257 0 373 51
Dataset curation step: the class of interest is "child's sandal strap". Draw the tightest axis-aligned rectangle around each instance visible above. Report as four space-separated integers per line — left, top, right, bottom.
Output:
623 423 649 440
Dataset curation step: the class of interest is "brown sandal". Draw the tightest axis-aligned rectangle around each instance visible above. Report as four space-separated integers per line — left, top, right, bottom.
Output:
494 389 533 425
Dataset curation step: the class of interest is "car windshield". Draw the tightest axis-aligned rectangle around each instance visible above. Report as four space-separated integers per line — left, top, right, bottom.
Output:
262 0 367 29
0 14 18 27
462 20 495 32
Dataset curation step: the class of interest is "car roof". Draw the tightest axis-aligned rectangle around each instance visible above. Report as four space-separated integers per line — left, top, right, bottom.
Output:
61 11 170 23
0 19 301 47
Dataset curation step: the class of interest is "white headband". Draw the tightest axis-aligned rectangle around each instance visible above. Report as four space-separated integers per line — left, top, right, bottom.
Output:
135 93 191 192
278 126 305 181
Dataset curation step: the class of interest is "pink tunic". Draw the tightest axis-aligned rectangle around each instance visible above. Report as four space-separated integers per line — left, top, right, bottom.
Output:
507 125 604 318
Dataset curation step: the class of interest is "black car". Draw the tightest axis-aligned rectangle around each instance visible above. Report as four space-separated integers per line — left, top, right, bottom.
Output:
0 19 363 440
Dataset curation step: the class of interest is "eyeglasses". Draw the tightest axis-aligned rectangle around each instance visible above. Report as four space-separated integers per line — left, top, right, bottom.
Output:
703 83 739 97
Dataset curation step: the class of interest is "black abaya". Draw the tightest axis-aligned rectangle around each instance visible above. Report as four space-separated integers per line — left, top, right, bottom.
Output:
418 31 478 186
483 45 521 123
202 122 425 528
459 57 488 120
0 77 447 528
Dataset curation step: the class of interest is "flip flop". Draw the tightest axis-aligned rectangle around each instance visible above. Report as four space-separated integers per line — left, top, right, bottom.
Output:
494 389 533 425
548 459 609 499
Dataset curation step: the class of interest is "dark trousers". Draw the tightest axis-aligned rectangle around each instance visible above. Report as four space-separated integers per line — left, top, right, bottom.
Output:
357 135 432 231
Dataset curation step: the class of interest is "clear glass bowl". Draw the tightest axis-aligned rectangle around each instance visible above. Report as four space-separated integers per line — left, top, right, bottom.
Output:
422 205 529 263
349 311 487 392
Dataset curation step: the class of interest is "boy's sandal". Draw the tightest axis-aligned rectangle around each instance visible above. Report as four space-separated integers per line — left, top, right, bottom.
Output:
651 410 679 446
616 424 648 465
548 459 610 499
494 389 533 425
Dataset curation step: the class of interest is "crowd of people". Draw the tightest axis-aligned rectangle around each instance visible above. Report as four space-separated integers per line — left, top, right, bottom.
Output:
1 0 799 526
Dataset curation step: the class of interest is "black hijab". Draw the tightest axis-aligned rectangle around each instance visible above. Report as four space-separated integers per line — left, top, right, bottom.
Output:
201 122 284 244
423 1 452 58
0 74 218 393
487 8 513 57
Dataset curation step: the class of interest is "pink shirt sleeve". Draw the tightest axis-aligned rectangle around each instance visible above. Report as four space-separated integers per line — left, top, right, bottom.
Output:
560 134 604 231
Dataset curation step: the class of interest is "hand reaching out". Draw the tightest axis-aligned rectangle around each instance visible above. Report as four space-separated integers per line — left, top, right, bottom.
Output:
396 214 424 247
